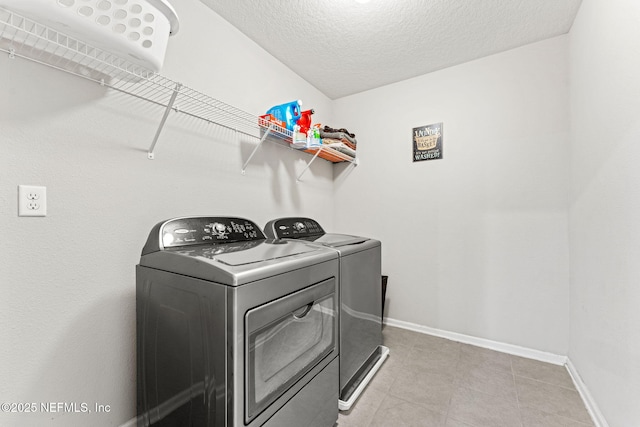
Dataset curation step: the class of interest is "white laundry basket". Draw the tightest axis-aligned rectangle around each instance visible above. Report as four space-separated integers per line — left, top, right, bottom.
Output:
0 0 179 72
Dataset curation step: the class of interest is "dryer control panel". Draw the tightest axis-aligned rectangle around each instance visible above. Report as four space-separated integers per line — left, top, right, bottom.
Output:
264 217 325 240
142 217 266 254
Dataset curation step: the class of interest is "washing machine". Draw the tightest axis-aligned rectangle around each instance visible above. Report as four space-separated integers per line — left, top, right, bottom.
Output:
136 216 340 427
263 217 389 411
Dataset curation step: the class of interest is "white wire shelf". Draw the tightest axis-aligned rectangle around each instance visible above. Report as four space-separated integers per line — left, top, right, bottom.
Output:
0 6 358 180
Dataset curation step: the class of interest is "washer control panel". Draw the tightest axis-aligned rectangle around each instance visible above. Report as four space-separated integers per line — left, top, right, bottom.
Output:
264 217 325 239
142 217 266 254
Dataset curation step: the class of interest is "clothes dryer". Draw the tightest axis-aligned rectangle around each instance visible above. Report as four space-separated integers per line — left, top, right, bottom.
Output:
137 216 340 427
264 217 389 411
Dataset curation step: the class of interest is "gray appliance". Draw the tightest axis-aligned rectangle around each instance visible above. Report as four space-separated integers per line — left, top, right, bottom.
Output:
136 216 340 427
264 217 389 411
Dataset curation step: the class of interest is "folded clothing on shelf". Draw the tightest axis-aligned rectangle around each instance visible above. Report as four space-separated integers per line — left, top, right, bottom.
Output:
323 125 355 138
321 139 356 158
328 138 356 151
320 130 358 150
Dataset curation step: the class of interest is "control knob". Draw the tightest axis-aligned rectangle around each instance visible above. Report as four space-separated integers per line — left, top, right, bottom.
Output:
293 222 306 231
212 222 227 233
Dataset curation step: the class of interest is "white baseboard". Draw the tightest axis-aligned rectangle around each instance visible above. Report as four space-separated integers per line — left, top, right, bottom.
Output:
383 317 608 427
383 317 567 365
566 359 610 427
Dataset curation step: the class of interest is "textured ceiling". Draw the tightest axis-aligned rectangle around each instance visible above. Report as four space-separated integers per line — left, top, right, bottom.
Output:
200 0 582 99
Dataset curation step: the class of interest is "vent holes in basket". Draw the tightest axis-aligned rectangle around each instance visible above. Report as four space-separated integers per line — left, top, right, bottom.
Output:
28 0 170 70
78 6 94 17
97 15 111 25
97 1 112 10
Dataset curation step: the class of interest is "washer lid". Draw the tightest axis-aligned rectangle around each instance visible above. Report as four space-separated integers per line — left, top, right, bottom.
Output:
184 239 321 266
308 233 369 248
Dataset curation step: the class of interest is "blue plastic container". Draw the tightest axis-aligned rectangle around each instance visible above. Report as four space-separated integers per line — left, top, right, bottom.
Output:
265 100 302 131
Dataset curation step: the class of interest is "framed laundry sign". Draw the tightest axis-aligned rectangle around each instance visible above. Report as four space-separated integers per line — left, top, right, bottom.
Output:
413 122 443 162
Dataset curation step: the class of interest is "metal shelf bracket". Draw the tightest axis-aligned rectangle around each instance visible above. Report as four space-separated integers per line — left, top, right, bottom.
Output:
241 124 273 175
297 144 358 182
296 146 325 182
147 82 182 159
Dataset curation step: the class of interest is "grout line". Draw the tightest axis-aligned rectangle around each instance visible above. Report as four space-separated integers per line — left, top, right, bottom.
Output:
511 357 526 427
512 371 578 391
366 392 389 427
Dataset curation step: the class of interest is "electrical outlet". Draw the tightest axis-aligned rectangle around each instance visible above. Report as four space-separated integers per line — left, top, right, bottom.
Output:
18 185 47 217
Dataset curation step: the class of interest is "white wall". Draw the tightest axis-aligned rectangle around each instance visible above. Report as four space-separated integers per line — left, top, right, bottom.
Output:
333 36 571 355
0 1 335 426
569 0 640 425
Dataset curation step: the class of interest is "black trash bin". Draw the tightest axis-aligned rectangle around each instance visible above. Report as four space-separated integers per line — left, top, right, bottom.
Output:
381 275 388 324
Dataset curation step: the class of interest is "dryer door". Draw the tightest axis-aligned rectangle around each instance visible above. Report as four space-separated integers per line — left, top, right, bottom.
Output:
244 278 337 423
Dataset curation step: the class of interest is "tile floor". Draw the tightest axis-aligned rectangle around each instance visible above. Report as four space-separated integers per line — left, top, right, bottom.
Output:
336 326 594 427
